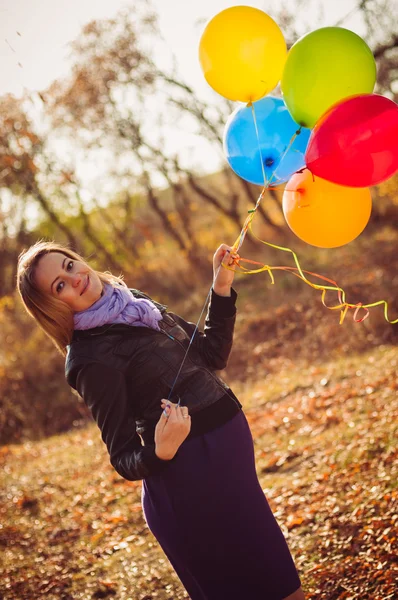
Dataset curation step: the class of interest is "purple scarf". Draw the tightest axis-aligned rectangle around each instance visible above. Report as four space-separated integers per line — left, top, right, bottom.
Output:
73 282 162 331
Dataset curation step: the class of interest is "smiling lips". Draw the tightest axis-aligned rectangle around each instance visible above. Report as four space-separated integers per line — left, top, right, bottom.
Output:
81 275 89 296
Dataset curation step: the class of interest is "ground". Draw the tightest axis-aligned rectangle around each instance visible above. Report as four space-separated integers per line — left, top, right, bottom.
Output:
1 338 396 599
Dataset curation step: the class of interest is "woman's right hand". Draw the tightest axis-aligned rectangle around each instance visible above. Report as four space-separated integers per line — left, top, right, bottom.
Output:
154 400 191 461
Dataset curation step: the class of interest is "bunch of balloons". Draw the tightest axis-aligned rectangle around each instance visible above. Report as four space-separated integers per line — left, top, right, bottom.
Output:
199 6 398 249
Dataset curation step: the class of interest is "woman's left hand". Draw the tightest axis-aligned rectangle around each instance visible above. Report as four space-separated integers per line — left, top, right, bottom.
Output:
213 244 239 297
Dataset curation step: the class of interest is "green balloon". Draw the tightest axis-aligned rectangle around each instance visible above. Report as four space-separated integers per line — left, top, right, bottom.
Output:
281 27 376 129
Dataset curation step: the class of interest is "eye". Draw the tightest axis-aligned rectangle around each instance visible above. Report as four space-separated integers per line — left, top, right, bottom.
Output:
56 261 73 293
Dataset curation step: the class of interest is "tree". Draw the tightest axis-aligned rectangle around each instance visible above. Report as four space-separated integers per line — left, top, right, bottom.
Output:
44 6 282 266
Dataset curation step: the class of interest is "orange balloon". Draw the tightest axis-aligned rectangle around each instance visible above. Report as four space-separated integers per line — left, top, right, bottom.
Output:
282 169 372 248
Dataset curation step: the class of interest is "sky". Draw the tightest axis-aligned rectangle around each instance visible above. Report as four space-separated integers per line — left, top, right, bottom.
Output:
0 0 362 216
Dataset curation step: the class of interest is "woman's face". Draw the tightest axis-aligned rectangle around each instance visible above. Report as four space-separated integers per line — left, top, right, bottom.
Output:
35 252 104 312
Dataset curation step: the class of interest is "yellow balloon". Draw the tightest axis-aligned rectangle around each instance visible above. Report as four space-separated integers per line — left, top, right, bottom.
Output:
282 169 372 248
199 6 287 103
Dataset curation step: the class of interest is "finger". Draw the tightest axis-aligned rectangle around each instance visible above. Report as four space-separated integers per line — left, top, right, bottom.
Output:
165 403 178 423
161 399 177 406
219 245 232 259
162 399 177 416
174 404 184 423
219 243 232 252
229 255 240 268
161 402 173 416
175 405 190 427
214 244 231 263
222 251 234 267
157 407 169 434
180 406 190 420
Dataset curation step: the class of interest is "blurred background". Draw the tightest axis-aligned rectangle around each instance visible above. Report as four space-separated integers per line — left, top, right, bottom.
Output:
0 0 397 443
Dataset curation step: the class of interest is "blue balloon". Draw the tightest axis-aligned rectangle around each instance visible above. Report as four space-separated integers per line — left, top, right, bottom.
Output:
223 96 311 186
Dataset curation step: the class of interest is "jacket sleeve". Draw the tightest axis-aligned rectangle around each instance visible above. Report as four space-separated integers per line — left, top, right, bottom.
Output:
169 287 237 371
75 362 169 481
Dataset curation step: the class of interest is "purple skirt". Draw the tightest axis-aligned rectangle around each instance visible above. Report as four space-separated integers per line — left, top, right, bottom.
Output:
142 411 301 600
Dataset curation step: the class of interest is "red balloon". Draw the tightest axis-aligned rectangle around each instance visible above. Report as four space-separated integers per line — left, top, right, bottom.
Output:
305 94 398 187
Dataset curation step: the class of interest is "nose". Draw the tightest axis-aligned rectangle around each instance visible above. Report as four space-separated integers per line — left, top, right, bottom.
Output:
72 273 83 288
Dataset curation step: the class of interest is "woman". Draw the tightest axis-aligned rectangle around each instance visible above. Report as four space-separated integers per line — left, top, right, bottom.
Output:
17 239 304 600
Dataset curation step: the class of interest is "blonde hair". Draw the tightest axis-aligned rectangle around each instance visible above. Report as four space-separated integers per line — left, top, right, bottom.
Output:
16 240 127 357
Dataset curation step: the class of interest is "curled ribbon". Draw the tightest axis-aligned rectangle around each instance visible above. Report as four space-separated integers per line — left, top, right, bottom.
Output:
226 219 398 325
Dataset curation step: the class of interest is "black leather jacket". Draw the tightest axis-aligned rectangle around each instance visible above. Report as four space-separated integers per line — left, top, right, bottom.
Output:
65 287 240 481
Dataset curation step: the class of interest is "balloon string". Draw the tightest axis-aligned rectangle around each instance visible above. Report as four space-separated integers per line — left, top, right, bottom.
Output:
232 106 299 255
250 101 302 188
249 101 269 186
226 221 398 324
165 262 225 409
